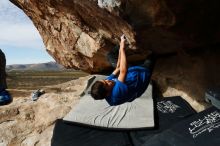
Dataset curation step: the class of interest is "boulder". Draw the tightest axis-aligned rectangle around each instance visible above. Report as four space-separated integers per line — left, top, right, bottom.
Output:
9 0 220 110
0 76 90 146
2 1 220 145
9 0 220 72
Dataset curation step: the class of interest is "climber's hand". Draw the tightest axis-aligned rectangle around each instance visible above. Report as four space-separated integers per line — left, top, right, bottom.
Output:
120 34 126 43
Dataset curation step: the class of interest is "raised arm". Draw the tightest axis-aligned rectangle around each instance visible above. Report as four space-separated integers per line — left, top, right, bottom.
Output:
117 35 127 82
112 48 121 75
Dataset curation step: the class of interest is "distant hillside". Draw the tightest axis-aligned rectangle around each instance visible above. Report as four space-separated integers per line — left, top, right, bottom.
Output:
6 62 66 71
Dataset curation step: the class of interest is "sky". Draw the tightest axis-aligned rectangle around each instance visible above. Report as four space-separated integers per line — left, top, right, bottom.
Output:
0 0 54 65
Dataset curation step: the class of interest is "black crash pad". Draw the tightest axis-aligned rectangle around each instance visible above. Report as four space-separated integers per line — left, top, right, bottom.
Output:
51 96 196 146
142 106 220 146
129 96 196 145
51 119 131 146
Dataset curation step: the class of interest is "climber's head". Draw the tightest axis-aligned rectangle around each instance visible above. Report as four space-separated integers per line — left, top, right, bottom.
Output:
91 80 115 100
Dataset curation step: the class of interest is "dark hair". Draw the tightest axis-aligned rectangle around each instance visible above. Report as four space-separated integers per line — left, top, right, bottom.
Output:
91 81 107 100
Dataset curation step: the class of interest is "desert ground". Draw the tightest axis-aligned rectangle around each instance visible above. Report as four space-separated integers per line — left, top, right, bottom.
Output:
6 70 88 98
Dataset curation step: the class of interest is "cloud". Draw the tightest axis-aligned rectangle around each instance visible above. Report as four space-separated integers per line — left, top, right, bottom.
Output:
0 0 54 65
0 22 45 49
0 0 27 23
0 0 45 50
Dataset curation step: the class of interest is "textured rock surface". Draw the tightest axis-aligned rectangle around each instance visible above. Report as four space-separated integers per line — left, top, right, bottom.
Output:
10 0 136 73
9 0 220 110
153 47 220 109
0 76 90 146
10 0 220 72
0 49 7 90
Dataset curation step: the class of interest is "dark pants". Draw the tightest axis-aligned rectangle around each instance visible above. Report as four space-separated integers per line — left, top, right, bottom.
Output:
0 49 7 91
107 46 155 72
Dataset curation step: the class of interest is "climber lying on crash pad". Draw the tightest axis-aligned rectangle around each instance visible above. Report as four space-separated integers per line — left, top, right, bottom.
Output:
91 35 155 106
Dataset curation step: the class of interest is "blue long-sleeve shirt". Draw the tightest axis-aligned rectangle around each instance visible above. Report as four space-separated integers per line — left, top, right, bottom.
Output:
105 66 151 106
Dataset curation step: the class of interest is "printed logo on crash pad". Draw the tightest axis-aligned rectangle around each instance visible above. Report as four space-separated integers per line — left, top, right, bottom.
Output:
157 101 180 113
189 111 220 138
